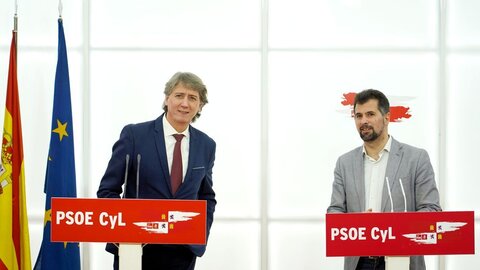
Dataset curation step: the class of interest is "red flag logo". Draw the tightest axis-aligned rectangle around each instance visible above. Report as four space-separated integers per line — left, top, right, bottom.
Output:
341 92 412 122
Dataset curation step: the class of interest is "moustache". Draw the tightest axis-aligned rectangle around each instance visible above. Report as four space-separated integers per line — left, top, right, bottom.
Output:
360 124 372 130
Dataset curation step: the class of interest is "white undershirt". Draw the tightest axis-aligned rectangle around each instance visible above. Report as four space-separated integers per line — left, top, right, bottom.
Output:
363 136 392 212
163 116 189 181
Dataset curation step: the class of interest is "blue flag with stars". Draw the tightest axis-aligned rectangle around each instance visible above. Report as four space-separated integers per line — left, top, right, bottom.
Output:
33 19 81 270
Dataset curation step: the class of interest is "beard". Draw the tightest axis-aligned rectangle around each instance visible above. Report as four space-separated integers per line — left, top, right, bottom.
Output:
359 125 380 142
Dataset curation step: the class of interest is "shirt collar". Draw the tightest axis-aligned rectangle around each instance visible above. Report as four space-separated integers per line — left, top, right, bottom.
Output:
163 115 190 138
362 135 392 160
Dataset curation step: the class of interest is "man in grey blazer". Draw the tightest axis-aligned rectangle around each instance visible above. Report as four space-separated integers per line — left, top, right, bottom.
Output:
327 89 441 270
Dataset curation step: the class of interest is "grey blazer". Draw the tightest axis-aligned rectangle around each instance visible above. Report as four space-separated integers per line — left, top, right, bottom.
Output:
327 137 441 270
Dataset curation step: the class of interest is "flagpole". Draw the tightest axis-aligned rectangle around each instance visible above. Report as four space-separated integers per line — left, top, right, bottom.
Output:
14 0 18 30
13 15 18 33
59 0 63 19
14 0 18 55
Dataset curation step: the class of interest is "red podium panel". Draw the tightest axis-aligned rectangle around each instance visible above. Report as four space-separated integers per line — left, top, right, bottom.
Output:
326 211 474 257
51 198 206 244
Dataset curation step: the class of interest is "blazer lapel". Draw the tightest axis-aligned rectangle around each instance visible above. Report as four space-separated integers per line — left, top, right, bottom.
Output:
183 126 197 185
154 114 173 194
382 138 403 212
353 147 366 211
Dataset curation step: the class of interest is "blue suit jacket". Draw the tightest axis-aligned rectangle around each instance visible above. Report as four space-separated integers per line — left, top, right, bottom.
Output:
97 114 216 257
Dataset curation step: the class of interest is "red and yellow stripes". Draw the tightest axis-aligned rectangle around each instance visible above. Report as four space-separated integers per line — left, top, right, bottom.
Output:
0 31 32 270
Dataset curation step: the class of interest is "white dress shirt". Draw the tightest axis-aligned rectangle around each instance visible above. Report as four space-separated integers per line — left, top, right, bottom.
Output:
163 116 189 182
363 136 392 212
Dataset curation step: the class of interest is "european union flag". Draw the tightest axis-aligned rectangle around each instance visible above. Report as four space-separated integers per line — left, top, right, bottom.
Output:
33 18 81 270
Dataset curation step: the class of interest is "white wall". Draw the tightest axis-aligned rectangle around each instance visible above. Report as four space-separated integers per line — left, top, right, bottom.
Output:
0 0 478 269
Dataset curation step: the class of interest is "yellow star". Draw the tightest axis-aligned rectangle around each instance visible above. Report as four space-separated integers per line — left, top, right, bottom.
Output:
64 242 80 249
52 119 68 141
44 209 51 226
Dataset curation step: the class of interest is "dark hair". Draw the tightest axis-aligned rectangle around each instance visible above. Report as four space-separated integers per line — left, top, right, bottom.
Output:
163 72 208 122
354 89 390 115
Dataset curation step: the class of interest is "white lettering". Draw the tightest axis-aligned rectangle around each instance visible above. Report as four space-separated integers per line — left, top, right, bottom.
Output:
109 215 117 229
371 227 396 242
57 211 93 225
330 227 367 241
371 227 380 240
99 212 109 226
99 212 126 229
331 228 340 240
56 211 66 224
117 213 126 227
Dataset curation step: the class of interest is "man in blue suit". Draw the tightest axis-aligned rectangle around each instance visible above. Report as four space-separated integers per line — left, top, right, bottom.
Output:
97 72 216 270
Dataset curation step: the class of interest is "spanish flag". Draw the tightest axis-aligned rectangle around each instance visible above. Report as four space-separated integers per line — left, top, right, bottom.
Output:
0 30 32 270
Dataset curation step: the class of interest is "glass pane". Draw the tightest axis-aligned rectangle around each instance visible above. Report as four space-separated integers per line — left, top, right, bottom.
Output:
269 222 343 270
196 221 260 270
447 0 480 47
90 51 261 218
89 242 114 270
27 224 44 265
269 0 437 48
445 54 480 212
91 0 260 48
0 0 83 47
0 6 13 47
268 52 439 218
424 256 439 269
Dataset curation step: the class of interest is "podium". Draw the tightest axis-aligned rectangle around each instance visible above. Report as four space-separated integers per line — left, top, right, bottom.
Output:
325 211 475 270
50 197 207 270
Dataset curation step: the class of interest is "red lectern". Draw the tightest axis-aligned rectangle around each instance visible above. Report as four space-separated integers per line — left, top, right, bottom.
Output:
326 211 475 270
51 198 207 270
